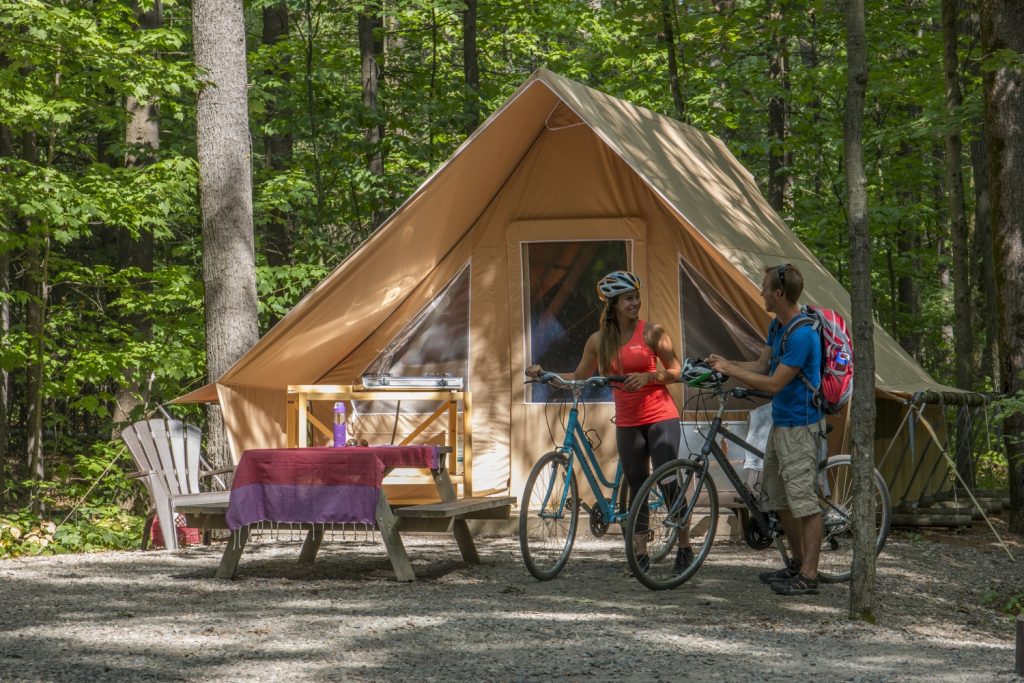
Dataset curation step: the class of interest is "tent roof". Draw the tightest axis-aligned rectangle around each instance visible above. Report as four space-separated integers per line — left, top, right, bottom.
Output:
175 68 970 404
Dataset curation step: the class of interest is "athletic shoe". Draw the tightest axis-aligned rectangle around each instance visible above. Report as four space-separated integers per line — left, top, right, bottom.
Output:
771 573 820 596
758 559 801 584
672 546 694 576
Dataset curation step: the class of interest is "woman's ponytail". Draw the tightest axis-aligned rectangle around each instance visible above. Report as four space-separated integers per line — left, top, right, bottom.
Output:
597 297 620 375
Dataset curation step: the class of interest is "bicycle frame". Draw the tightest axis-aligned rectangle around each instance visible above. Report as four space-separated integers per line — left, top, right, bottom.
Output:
530 375 628 527
673 393 785 554
557 401 627 524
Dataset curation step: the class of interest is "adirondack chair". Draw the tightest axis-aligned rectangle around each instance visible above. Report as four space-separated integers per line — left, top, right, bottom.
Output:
121 417 233 551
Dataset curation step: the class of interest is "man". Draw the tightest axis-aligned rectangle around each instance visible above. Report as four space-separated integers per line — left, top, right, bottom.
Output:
709 263 824 596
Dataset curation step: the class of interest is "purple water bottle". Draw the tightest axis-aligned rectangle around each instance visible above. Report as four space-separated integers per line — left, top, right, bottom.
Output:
333 402 347 448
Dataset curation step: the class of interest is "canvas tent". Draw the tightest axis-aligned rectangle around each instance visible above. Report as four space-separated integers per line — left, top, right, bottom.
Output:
177 68 975 507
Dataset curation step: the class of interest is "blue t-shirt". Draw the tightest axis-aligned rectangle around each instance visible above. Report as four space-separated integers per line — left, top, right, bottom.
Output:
767 314 823 427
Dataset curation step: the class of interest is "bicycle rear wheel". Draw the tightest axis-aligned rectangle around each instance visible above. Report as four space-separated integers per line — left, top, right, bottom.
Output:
614 480 677 562
519 452 579 580
624 459 717 591
816 454 891 583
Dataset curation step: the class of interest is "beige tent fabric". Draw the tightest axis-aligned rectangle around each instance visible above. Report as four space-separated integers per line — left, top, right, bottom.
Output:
175 69 967 506
209 77 555 392
533 69 963 397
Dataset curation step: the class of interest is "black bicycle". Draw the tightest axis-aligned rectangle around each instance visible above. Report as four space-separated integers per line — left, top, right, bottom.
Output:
624 366 891 591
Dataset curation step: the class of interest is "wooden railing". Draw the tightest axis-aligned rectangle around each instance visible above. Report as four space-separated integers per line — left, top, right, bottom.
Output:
285 385 475 496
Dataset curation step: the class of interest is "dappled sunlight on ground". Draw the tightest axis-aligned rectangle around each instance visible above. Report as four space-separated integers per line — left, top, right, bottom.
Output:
0 521 1019 682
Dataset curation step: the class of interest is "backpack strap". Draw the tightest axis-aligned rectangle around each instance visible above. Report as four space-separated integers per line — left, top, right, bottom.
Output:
778 314 820 399
778 314 814 357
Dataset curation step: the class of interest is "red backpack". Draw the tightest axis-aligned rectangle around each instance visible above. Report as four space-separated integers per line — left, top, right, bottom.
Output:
779 305 854 415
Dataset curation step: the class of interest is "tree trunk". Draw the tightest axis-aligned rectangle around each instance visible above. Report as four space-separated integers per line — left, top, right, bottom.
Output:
662 0 686 121
112 0 161 435
767 0 792 213
0 121 10 509
24 226 48 500
982 0 1024 535
262 0 294 269
896 230 921 359
965 3 999 388
462 0 479 134
19 125 46 509
797 10 823 205
193 0 260 470
843 0 877 620
969 134 998 386
0 247 6 510
359 6 385 229
943 0 975 488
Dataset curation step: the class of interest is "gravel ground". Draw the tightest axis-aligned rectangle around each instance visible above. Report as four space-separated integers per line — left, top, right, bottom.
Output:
1 517 1021 682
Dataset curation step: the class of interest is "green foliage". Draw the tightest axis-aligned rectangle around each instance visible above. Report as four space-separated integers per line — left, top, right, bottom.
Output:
0 506 144 558
981 588 1024 619
973 450 1009 491
992 389 1024 430
904 531 925 543
0 0 1007 544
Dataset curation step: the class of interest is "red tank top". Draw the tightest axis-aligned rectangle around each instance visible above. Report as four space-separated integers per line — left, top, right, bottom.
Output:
611 321 679 427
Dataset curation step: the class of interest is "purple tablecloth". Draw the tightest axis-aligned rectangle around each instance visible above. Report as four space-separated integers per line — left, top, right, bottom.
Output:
226 446 439 531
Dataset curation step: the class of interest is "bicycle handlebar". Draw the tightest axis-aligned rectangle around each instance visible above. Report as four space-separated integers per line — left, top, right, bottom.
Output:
529 372 626 389
731 387 772 400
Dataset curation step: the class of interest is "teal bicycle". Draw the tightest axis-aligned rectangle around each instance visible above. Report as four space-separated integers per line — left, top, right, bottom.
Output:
519 372 676 580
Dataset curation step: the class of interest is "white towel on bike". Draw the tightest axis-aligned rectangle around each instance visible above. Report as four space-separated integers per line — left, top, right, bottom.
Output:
740 403 773 471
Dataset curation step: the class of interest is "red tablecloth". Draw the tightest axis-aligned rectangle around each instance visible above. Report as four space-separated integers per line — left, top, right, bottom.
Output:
225 446 439 531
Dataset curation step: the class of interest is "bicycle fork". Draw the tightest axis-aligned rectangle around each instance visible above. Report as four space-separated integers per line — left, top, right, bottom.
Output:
539 454 575 519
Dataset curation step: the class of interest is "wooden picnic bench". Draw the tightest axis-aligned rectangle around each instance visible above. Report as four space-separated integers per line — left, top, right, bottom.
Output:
179 446 514 581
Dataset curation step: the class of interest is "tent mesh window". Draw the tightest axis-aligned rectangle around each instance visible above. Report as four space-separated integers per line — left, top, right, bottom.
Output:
357 263 471 416
523 240 628 403
679 258 763 409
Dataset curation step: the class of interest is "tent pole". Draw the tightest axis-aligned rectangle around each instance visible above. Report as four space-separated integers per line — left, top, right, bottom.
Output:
917 399 952 505
913 407 1015 561
876 401 913 472
896 398 934 511
875 401 914 509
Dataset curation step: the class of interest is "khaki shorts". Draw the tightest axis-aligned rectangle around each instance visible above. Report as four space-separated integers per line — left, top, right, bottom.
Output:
762 423 821 519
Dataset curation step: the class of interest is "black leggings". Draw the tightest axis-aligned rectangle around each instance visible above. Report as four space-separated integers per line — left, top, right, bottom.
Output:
616 418 681 533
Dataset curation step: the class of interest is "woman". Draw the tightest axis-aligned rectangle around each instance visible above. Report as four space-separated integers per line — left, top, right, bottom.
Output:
526 270 692 574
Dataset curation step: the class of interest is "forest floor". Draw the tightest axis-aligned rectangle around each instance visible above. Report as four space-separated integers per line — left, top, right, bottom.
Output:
0 513 1021 682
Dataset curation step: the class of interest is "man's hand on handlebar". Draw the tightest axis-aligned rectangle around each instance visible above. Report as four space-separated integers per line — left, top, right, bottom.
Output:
525 364 543 379
707 354 734 375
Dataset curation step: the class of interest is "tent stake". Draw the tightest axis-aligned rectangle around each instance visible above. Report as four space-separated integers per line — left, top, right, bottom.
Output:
1016 613 1023 676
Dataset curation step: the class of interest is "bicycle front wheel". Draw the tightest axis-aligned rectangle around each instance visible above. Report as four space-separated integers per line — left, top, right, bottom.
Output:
625 459 718 591
519 452 579 580
816 454 892 583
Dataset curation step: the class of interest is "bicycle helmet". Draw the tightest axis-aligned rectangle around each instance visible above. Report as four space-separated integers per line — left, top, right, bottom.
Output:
679 357 725 387
596 270 642 301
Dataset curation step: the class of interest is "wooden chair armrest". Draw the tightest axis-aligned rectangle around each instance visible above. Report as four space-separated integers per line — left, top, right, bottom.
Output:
200 467 235 477
126 471 152 480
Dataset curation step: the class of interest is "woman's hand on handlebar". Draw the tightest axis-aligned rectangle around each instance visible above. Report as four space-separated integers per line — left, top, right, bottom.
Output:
621 372 652 392
525 366 564 384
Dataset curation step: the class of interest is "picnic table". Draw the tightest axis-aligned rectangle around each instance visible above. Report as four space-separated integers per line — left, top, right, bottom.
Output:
178 445 514 581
